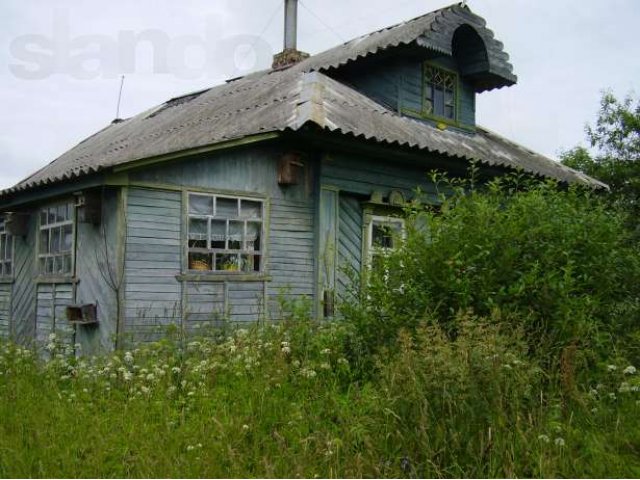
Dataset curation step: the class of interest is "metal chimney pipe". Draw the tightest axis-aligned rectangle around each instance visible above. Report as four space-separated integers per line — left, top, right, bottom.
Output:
284 0 298 51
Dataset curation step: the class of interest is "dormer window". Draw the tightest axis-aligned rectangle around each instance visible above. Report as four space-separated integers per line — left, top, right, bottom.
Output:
424 64 457 121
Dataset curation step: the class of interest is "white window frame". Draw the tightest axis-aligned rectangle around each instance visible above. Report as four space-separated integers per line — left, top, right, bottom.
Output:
366 215 405 268
0 218 14 278
186 192 265 274
37 201 75 276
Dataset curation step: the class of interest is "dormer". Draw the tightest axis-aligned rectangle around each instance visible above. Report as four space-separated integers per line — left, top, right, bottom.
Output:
295 3 517 133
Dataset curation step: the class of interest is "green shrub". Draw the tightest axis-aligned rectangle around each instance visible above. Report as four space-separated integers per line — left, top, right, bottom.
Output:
344 177 640 365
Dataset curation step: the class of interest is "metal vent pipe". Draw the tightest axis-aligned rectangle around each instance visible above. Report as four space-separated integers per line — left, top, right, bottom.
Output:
284 0 298 51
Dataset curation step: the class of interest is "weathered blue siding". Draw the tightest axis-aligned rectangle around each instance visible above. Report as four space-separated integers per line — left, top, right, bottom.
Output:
124 187 182 343
321 153 440 303
127 146 316 323
35 283 74 345
340 55 476 129
11 214 37 345
337 195 362 304
0 284 11 338
74 189 120 353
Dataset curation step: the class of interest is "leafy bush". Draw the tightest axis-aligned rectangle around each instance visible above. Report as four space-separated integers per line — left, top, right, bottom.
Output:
344 176 640 366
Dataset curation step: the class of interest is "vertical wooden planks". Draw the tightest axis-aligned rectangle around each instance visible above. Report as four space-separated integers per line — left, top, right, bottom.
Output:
74 189 120 353
11 214 36 345
35 283 74 345
318 188 338 317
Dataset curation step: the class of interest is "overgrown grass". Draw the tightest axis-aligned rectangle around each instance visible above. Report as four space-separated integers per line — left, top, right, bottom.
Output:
1 317 640 478
2 178 640 478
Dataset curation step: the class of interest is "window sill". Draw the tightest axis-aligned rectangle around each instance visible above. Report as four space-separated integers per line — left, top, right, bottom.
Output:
0 278 14 285
176 273 271 283
35 275 79 284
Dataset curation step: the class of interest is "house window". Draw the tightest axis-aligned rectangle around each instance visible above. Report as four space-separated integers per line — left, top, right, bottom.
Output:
424 64 457 121
0 219 13 277
367 215 405 269
38 202 74 275
187 193 264 273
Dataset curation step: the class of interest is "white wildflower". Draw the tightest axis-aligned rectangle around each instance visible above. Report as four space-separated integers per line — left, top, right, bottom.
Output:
320 363 331 370
292 360 301 368
619 382 632 393
554 437 565 447
45 342 56 352
48 333 57 342
281 346 291 355
124 352 134 364
300 368 317 379
242 424 250 431
146 373 156 382
123 371 133 382
321 348 331 355
607 364 617 372
140 386 150 395
172 366 181 374
337 358 349 366
186 445 195 452
624 365 637 375
236 328 248 338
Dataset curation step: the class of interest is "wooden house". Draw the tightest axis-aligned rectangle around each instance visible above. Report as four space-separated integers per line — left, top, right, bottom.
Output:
0 2 603 353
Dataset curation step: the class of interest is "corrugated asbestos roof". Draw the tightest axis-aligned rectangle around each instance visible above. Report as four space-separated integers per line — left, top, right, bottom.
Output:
1 3 604 197
283 2 516 88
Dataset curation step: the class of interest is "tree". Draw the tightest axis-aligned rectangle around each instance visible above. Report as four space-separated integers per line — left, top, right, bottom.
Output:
561 92 640 223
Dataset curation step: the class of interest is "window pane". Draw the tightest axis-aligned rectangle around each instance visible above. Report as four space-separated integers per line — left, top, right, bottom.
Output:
62 255 72 274
40 209 48 226
216 197 238 218
45 257 54 274
434 87 445 117
240 254 260 273
40 230 50 254
216 254 239 272
372 220 403 249
444 90 455 119
188 218 208 249
246 222 261 251
0 237 5 261
56 204 67 222
51 227 61 254
228 221 243 250
189 252 212 271
240 200 262 219
210 220 226 249
4 262 11 276
189 194 212 215
62 224 73 252
48 207 56 224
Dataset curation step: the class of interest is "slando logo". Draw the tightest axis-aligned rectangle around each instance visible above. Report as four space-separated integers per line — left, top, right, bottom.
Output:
8 9 273 80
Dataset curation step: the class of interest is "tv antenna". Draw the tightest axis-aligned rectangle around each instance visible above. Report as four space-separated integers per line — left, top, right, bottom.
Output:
114 75 125 122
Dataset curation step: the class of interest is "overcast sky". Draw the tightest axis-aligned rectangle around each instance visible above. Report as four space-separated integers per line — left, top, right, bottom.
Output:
0 0 638 190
